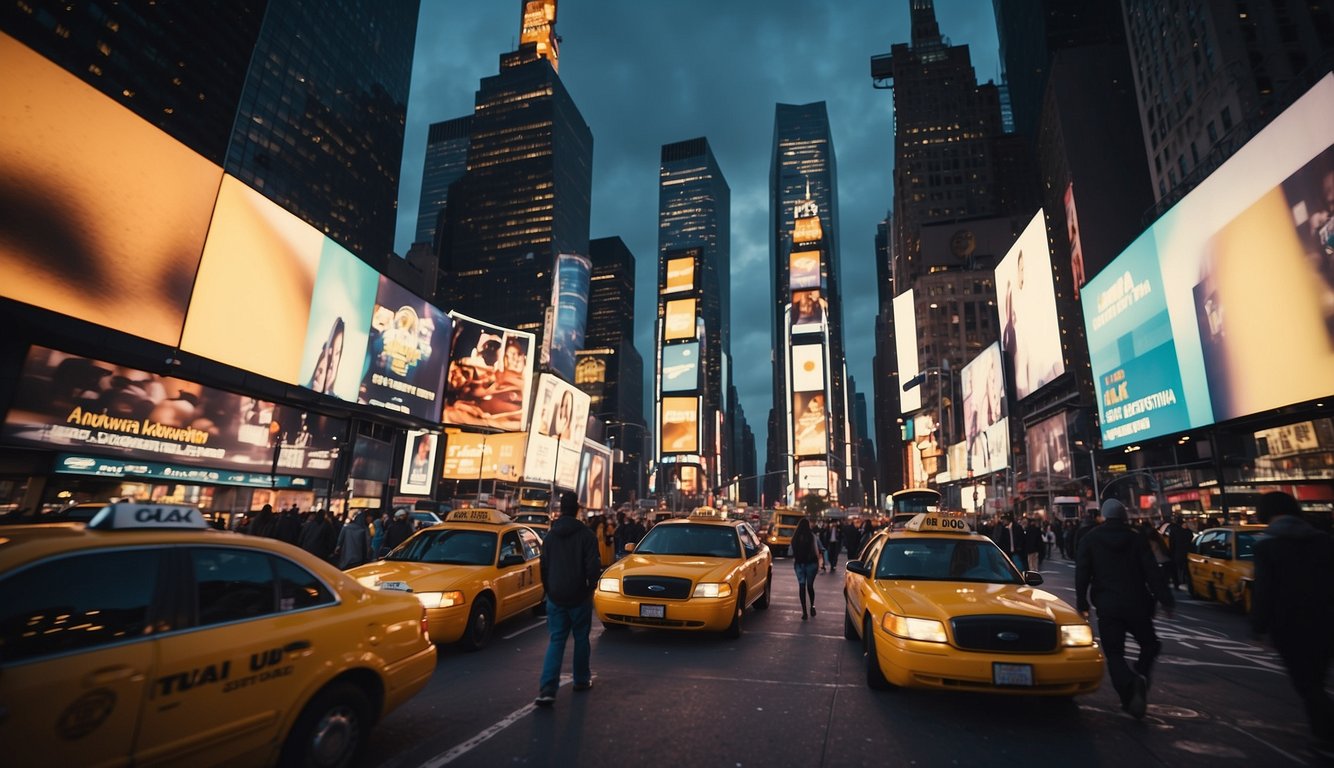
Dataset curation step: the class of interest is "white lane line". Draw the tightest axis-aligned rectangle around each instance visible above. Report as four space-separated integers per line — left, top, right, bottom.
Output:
1221 720 1310 765
420 676 574 767
501 619 546 640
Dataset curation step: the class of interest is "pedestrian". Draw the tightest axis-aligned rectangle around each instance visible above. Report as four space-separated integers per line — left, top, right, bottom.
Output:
1250 491 1334 758
791 516 822 620
1165 515 1192 590
1010 516 1028 571
1140 519 1173 586
382 508 415 555
248 504 278 539
841 518 862 563
1075 498 1175 719
1070 509 1099 558
1042 522 1055 562
535 491 601 707
333 510 373 569
369 510 390 557
823 520 841 572
274 505 302 545
1023 517 1043 572
297 508 336 561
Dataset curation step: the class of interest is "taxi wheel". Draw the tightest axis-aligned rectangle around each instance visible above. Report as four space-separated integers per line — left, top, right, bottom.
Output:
459 595 495 651
863 617 893 690
280 681 371 768
723 587 745 639
754 570 772 610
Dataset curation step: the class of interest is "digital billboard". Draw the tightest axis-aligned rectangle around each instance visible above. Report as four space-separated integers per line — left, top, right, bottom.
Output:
440 314 535 432
790 290 827 333
357 281 451 421
660 396 699 455
961 343 1010 475
791 344 825 393
298 240 378 403
524 374 591 489
664 298 697 341
893 290 922 413
1066 183 1087 301
789 250 821 291
1 347 343 478
995 210 1066 400
542 253 591 381
577 441 612 511
663 256 695 294
1083 74 1334 447
796 461 828 497
661 342 700 393
1026 413 1072 479
400 430 440 496
442 432 525 483
1 33 223 347
792 390 827 457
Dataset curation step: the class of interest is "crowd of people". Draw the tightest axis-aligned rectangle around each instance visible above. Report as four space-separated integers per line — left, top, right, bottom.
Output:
235 504 415 569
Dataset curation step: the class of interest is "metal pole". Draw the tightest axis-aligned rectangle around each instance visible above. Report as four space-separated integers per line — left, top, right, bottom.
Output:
1090 448 1100 507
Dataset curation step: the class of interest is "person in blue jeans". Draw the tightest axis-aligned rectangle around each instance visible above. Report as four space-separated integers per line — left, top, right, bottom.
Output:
535 492 602 706
790 516 823 620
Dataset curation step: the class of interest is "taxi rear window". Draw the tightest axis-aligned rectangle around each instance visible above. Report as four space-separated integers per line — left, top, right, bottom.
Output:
876 539 1020 584
635 524 741 558
388 529 498 566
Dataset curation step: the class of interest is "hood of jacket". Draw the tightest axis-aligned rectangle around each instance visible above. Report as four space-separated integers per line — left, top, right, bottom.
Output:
549 515 586 539
1090 519 1139 552
1266 514 1320 539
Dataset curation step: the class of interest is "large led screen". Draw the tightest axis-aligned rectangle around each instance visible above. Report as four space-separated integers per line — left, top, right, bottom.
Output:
792 390 828 457
298 242 378 403
1 33 223 346
577 442 612 511
1 347 343 478
358 281 452 420
661 342 700 393
996 210 1066 400
660 396 700 455
1083 74 1334 448
442 432 525 482
400 430 440 496
664 298 697 341
1026 413 1072 479
791 344 825 392
663 256 695 294
961 343 1010 475
524 374 592 489
797 461 828 496
789 250 821 291
441 314 536 432
542 253 591 381
893 290 922 413
349 435 392 482
790 290 827 333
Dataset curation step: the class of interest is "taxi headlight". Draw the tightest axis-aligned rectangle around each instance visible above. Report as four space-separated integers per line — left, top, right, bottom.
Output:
691 582 733 598
881 613 948 643
1060 624 1095 647
414 591 465 609
598 578 620 593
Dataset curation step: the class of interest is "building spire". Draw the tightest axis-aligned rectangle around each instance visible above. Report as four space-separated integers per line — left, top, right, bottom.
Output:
519 1 559 71
909 0 943 48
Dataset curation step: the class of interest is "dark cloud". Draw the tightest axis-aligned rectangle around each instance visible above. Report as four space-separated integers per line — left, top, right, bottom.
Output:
396 1 1000 461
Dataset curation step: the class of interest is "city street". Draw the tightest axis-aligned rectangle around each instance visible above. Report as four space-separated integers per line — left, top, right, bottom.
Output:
365 552 1320 767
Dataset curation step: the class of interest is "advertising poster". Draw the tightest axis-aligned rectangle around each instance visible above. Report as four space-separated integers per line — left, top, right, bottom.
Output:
961 343 1010 474
792 390 827 457
524 374 591 488
789 250 821 291
664 298 697 341
661 342 700 393
1084 75 1334 447
663 255 695 294
676 464 700 495
995 210 1066 400
660 396 699 454
1026 413 1072 479
441 314 535 432
400 430 439 496
298 241 377 403
1066 183 1087 300
542 253 592 381
790 289 826 332
358 280 452 421
442 432 525 483
894 290 921 413
577 441 611 511
1 347 343 478
797 461 828 496
1 33 223 348
791 343 825 392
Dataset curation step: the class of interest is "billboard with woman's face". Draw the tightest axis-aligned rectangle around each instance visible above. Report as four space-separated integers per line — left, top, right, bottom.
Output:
523 374 591 488
961 343 1010 475
441 314 536 432
400 430 439 496
995 210 1066 400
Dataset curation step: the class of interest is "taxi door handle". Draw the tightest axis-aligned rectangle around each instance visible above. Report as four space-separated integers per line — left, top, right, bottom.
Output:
84 664 141 686
284 641 312 653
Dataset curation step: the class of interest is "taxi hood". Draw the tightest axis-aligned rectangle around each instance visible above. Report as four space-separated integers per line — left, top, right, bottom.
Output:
612 553 734 581
881 581 1083 624
346 561 481 592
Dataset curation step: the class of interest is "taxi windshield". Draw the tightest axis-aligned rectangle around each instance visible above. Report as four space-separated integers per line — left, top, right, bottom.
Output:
387 529 498 566
635 524 741 558
876 539 1020 584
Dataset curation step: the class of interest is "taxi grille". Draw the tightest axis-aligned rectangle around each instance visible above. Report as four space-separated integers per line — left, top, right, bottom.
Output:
623 575 692 600
950 616 1057 653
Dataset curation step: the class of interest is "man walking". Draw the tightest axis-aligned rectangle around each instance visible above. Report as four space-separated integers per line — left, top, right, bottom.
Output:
535 492 602 707
1251 491 1334 757
1075 498 1174 720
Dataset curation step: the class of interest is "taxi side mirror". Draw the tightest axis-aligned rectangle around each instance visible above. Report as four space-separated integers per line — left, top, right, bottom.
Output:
499 553 525 568
623 543 636 553
1023 571 1044 586
846 560 870 577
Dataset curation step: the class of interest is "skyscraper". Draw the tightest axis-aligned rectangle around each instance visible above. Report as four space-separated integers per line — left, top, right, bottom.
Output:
437 1 592 351
656 137 731 503
414 115 472 249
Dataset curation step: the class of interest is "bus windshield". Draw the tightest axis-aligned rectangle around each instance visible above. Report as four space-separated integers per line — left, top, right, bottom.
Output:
891 489 941 515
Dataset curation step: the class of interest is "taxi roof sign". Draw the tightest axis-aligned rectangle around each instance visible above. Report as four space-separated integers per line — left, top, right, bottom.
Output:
87 502 210 531
903 512 971 534
446 508 512 525
689 506 726 520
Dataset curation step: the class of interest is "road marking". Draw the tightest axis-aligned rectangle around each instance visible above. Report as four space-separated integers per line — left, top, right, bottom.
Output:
1221 720 1310 765
420 676 575 766
501 618 546 640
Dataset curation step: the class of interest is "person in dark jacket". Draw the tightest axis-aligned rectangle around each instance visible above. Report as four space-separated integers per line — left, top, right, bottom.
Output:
841 520 862 561
297 509 336 561
381 508 415 554
1022 517 1044 571
791 516 822 620
274 507 302 545
247 504 278 539
1165 516 1193 589
1075 498 1174 719
1070 510 1099 560
1251 491 1334 757
535 492 602 707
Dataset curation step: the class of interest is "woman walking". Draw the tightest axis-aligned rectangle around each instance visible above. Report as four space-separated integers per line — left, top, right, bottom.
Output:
791 516 823 620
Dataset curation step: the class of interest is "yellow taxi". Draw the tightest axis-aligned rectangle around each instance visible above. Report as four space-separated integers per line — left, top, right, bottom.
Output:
513 511 552 540
843 512 1103 696
0 501 435 768
1187 525 1265 612
594 506 772 638
346 507 544 650
764 508 807 557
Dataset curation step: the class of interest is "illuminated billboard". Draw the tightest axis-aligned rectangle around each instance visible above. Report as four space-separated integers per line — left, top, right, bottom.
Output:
400 430 440 496
792 390 827 457
664 298 697 341
961 343 1010 474
661 342 700 393
0 33 223 347
1083 74 1334 447
791 344 825 392
790 289 826 333
577 441 612 511
441 314 535 432
298 240 378 403
663 256 695 294
660 396 700 455
542 253 591 381
1 346 343 478
893 290 922 413
995 210 1066 400
442 432 525 483
1066 183 1087 301
797 461 828 497
524 374 591 489
1026 413 1071 479
789 250 821 291
357 280 452 421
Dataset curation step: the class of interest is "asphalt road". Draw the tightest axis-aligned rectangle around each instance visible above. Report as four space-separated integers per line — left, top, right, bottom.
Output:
364 552 1327 767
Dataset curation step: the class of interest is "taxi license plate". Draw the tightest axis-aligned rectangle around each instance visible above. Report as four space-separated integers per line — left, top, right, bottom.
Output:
379 581 412 592
640 604 665 619
993 663 1033 686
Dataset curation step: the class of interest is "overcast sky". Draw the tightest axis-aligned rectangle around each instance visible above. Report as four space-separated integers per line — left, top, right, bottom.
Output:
394 1 1001 461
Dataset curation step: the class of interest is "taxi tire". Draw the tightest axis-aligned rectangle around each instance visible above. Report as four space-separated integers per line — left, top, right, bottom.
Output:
864 617 894 690
754 570 772 609
723 587 745 639
280 681 371 768
459 594 495 651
